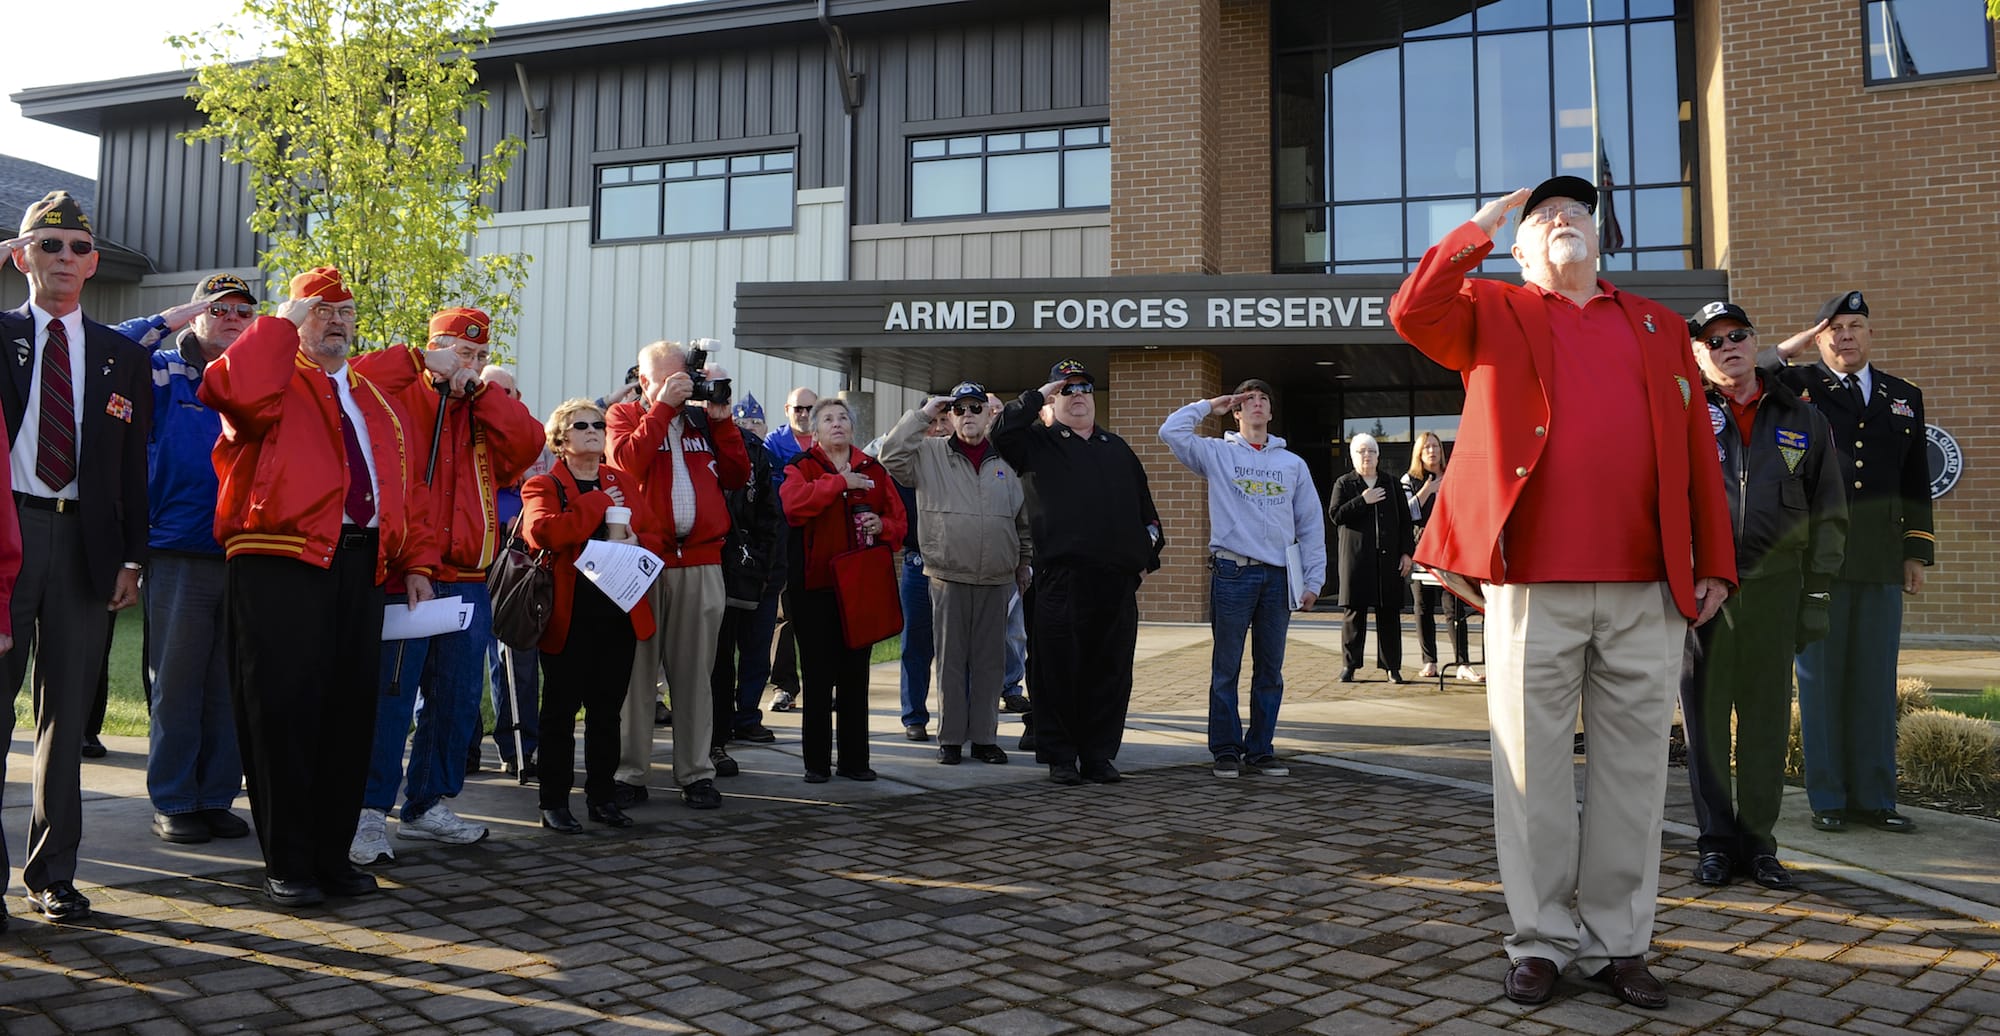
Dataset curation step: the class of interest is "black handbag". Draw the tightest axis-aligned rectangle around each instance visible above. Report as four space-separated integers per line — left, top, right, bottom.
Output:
487 477 564 649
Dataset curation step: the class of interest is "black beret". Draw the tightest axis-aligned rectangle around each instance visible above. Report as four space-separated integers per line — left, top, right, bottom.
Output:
1815 290 1868 322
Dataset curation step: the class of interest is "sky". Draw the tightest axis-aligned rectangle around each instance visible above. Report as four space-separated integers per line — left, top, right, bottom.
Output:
4 0 681 179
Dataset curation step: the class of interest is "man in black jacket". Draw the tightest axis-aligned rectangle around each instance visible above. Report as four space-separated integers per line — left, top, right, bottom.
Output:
1680 302 1846 891
1759 291 1933 834
708 396 786 772
994 359 1161 786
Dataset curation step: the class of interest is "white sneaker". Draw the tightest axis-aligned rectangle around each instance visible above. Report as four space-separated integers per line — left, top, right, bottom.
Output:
397 802 489 844
1419 662 1439 678
349 808 394 865
1455 665 1485 683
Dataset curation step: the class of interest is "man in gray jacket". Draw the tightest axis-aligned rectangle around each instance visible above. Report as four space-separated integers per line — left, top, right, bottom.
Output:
1160 379 1327 779
880 381 1031 766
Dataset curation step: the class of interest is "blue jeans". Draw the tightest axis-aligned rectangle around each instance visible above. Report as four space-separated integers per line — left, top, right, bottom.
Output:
488 638 539 764
143 553 241 814
1796 580 1903 812
736 584 781 728
899 554 934 728
1207 558 1291 761
1004 586 1026 697
366 581 491 820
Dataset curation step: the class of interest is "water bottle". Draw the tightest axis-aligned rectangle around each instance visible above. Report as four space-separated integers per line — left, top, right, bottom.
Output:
852 502 876 548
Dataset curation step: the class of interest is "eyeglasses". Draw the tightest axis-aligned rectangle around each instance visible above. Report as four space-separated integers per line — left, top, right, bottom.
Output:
1522 202 1592 226
951 402 984 414
1701 328 1756 349
207 303 256 319
569 420 607 431
312 303 358 319
34 238 93 256
1057 383 1094 396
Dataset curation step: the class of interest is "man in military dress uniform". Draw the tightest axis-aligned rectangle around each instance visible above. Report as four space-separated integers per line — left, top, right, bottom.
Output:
1761 290 1933 834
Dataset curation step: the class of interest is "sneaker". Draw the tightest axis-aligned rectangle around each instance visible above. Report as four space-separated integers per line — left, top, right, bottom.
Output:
1245 756 1291 777
349 808 394 865
770 689 798 712
1212 756 1241 779
969 743 1008 765
1001 693 1031 714
1455 665 1484 683
1419 662 1439 678
613 781 649 808
734 723 778 744
682 778 723 809
398 802 488 844
710 745 740 778
655 701 672 727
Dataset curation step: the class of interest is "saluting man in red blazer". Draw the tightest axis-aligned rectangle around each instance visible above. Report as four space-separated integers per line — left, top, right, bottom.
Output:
1390 176 1736 1011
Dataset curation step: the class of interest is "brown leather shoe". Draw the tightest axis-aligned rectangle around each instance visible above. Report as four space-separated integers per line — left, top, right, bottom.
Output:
1504 956 1559 1005
1591 957 1668 1009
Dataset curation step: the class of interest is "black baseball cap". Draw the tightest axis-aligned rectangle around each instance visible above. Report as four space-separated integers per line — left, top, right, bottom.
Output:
1687 301 1753 339
950 380 987 402
1522 175 1597 219
191 272 258 305
1050 358 1095 386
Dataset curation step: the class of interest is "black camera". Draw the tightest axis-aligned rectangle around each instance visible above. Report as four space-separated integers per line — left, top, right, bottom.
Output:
686 338 732 405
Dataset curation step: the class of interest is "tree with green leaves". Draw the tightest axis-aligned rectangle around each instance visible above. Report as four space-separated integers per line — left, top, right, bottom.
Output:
171 0 527 355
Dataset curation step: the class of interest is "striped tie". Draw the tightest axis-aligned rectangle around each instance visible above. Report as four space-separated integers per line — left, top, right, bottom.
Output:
36 319 77 492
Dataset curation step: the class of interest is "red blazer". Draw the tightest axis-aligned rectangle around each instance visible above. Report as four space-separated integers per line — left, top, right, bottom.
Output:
1388 222 1735 619
200 316 438 587
521 460 658 654
779 446 907 591
353 345 547 582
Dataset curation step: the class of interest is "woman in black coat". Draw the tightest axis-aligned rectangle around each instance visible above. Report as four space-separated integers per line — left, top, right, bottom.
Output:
1328 433 1416 683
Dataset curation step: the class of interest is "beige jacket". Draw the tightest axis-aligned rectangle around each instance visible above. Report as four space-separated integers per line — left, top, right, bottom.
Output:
879 407 1031 586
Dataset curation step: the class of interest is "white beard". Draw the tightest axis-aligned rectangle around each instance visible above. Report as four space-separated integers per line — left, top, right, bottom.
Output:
1546 231 1589 266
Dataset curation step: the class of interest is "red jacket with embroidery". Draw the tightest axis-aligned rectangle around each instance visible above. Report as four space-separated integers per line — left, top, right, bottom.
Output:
1387 221 1735 619
199 316 437 586
352 345 545 582
521 460 658 654
605 397 751 568
780 446 908 591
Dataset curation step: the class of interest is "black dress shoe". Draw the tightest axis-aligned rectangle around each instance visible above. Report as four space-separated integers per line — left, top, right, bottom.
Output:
905 724 931 742
1048 762 1084 786
682 778 723 809
1080 759 1122 784
655 702 672 726
80 735 107 759
1810 810 1846 832
465 747 483 773
1695 851 1733 887
710 746 740 778
803 769 831 784
1002 693 1031 714
938 744 962 765
612 781 649 808
588 802 635 828
1337 667 1355 682
263 877 324 908
518 754 538 784
1386 670 1406 685
540 807 583 833
1592 957 1668 1009
1749 855 1794 890
735 723 778 744
318 869 379 897
1503 956 1559 1005
201 809 252 839
154 812 212 845
1854 808 1915 832
25 882 92 921
969 743 1008 765
837 766 878 782
1018 730 1038 752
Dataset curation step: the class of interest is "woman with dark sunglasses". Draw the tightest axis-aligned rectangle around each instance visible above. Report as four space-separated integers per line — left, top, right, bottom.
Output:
521 399 660 832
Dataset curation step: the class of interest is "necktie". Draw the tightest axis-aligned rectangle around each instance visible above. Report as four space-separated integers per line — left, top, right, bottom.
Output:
35 318 77 492
1843 374 1865 411
332 375 376 526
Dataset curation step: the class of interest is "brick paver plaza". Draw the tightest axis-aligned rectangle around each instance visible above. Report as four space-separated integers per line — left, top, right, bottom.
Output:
6 751 2000 1034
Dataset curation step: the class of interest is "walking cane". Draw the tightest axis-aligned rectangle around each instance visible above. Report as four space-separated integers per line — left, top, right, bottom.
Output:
392 380 453 699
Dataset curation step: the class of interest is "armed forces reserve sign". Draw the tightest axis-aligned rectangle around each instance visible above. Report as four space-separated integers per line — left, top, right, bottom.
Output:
1927 424 1963 499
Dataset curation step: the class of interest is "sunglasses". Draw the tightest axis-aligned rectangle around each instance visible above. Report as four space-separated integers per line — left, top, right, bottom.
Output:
1701 328 1756 349
951 402 984 415
789 404 814 413
34 238 94 256
1057 383 1094 396
569 420 608 431
207 303 257 319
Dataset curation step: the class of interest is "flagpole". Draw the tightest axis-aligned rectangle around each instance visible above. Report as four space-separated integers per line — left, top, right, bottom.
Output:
1586 0 1604 258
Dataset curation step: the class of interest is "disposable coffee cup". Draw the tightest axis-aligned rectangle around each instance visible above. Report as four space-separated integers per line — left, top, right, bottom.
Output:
604 505 632 535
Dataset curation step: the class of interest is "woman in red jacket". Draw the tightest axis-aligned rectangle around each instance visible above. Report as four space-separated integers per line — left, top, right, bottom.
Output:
779 398 907 783
522 398 659 832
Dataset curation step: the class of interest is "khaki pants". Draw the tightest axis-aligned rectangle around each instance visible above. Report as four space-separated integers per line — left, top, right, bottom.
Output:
1485 581 1685 972
616 565 725 787
931 579 1009 747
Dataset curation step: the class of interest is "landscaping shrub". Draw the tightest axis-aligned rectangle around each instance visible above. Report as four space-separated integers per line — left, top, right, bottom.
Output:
1896 708 1999 798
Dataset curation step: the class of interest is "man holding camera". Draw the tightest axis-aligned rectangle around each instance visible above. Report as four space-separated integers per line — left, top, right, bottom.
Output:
607 340 751 810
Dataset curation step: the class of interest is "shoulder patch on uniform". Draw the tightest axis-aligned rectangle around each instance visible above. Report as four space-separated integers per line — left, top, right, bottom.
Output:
1675 375 1691 410
1775 428 1808 450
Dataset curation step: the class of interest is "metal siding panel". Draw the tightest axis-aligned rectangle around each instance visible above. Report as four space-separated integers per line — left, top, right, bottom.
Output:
935 27 963 121
645 61 673 147
993 23 1022 115
962 25 993 118
1082 13 1110 108
963 233 991 279
694 56 722 141
1050 227 1081 277
875 42 907 225
595 69 622 153
669 61 696 144
1019 230 1051 277
906 33 934 124
773 45 800 137
746 51 772 138
720 54 747 141
1083 225 1110 276
144 123 171 268
990 231 1021 278
1051 17 1082 111
621 64 647 149
1021 20 1052 112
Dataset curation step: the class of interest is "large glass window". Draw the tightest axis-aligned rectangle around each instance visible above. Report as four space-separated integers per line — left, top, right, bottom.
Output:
1862 1 1995 85
909 124 1111 219
1274 0 1699 274
594 150 794 242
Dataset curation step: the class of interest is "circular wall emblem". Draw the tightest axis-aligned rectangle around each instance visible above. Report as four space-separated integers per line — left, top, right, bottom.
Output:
1926 424 1963 499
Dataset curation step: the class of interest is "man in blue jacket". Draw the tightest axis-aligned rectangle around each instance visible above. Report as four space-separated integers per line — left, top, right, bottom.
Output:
1159 379 1327 779
124 274 260 844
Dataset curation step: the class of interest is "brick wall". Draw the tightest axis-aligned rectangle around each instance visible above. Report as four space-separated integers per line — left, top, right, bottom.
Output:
1217 0 1272 274
1713 0 2000 638
1110 0 1221 274
1107 348 1222 620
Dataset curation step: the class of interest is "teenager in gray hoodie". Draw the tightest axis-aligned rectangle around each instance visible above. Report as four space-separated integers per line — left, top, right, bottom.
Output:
1158 379 1328 779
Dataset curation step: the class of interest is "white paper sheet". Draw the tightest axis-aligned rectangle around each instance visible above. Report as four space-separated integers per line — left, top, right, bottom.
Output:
381 595 472 641
575 539 665 612
1285 543 1306 611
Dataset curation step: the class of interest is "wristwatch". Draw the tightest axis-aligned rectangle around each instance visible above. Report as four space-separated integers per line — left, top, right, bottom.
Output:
121 562 144 572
